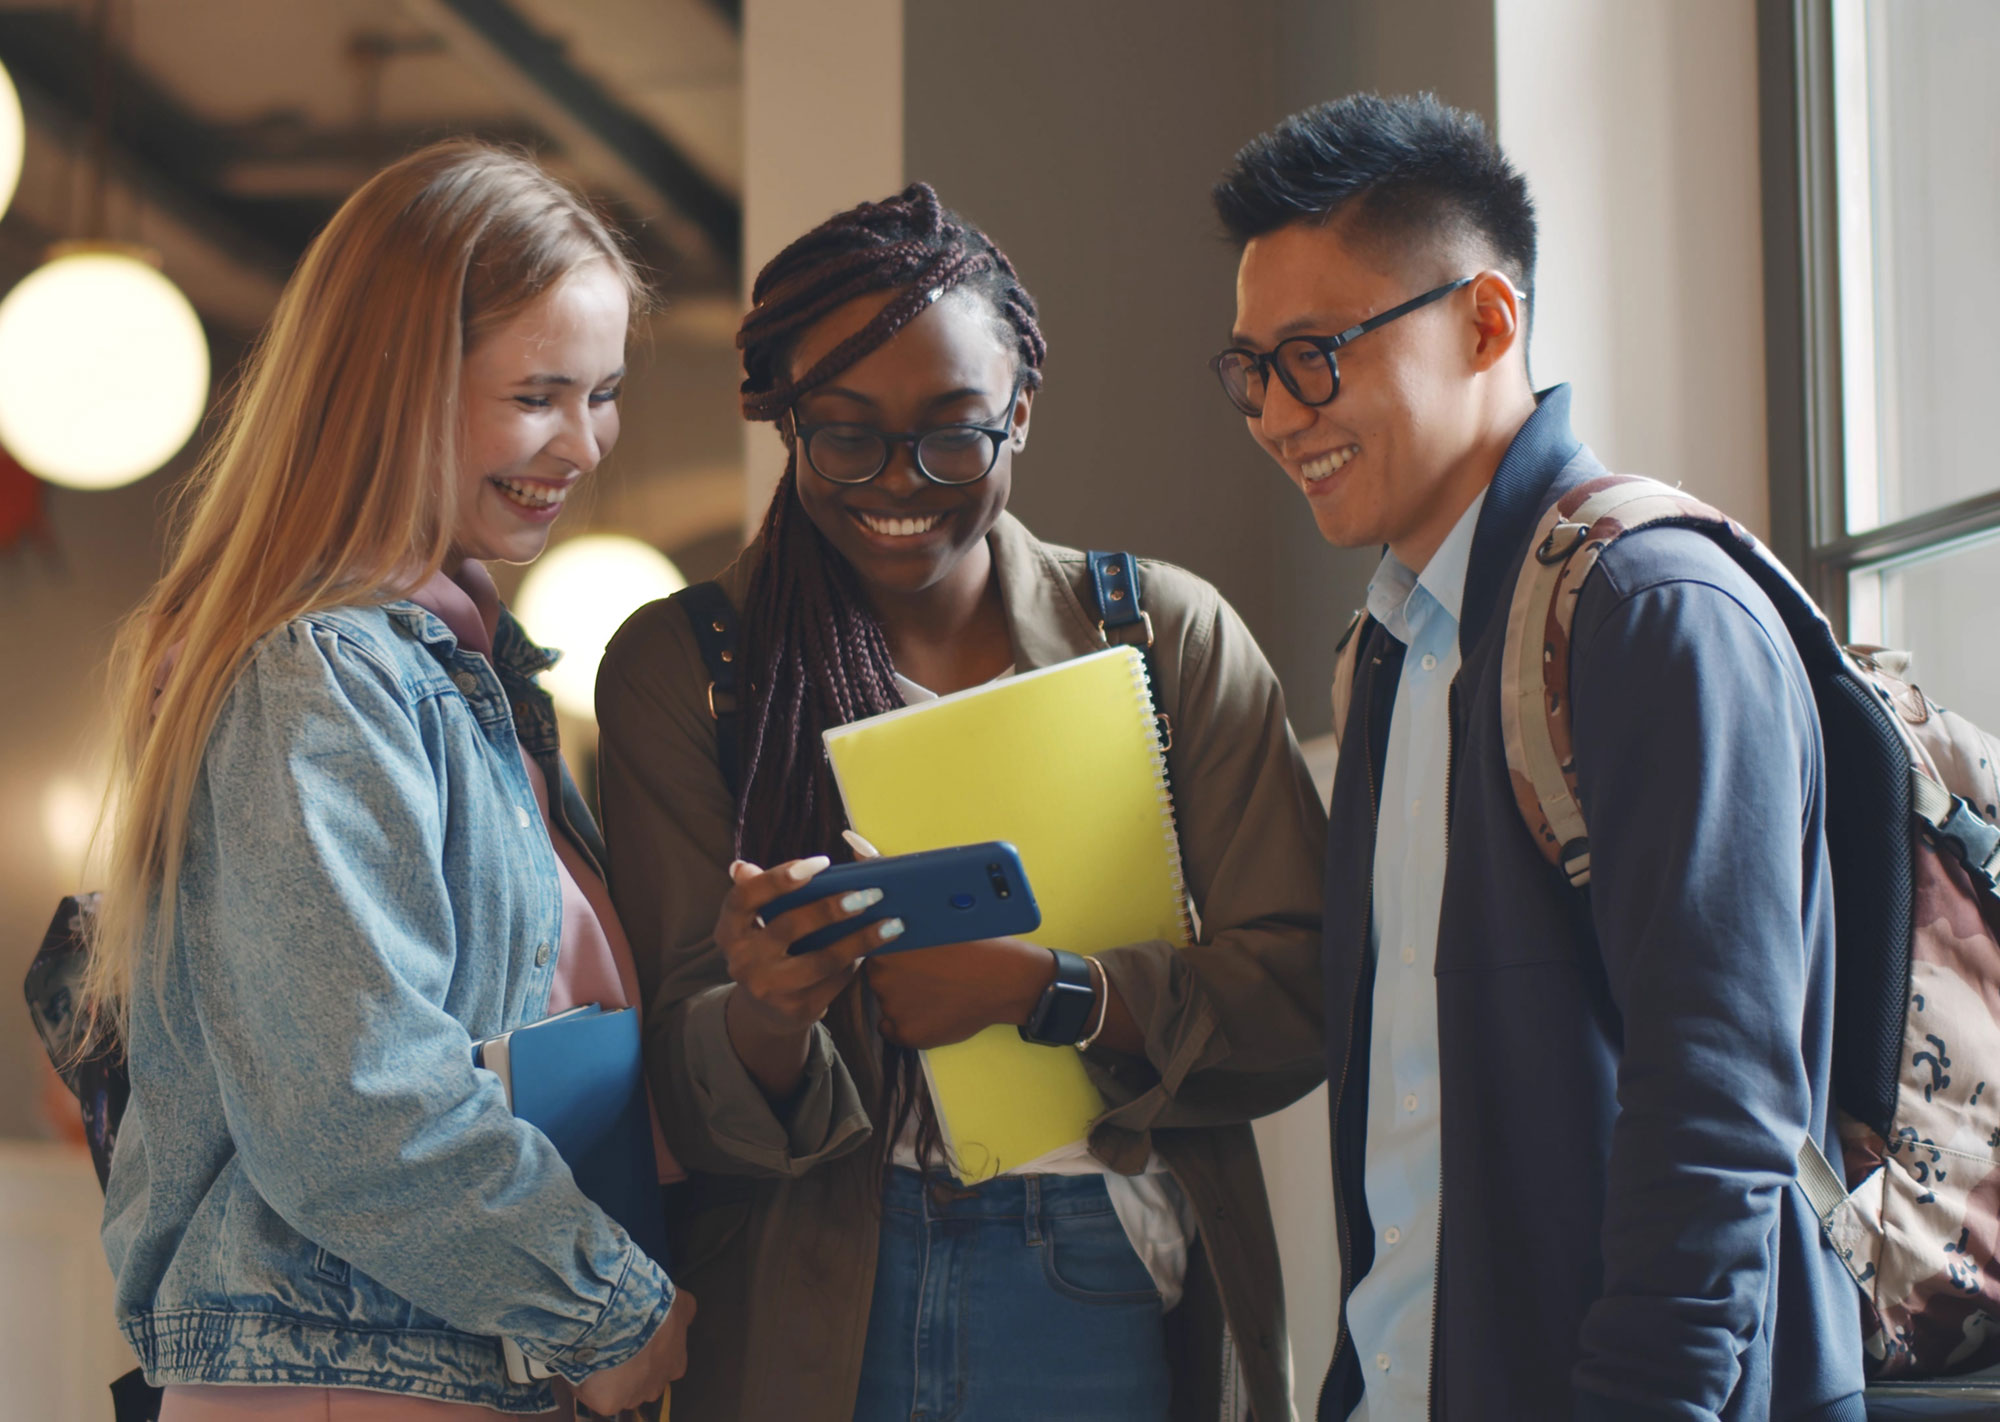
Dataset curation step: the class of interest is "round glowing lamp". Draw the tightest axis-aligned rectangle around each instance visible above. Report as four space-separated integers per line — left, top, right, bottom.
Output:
515 534 686 718
0 59 23 222
0 243 211 491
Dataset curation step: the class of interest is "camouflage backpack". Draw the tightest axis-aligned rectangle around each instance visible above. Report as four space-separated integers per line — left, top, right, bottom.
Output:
1335 474 2000 1378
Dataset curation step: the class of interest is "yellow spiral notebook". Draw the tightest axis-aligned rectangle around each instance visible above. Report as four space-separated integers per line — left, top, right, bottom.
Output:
822 645 1190 1181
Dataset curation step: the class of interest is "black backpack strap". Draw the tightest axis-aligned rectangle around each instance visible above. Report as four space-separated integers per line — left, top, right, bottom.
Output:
1087 550 1150 651
1085 550 1169 750
109 1366 162 1422
671 582 742 801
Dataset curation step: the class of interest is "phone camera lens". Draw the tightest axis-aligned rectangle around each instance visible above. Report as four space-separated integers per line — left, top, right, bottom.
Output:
987 863 1011 899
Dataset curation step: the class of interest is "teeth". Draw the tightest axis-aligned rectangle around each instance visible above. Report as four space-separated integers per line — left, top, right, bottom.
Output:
856 511 945 537
1301 446 1360 483
494 478 567 509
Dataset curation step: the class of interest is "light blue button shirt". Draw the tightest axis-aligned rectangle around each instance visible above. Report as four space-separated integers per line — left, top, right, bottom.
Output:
1346 487 1486 1420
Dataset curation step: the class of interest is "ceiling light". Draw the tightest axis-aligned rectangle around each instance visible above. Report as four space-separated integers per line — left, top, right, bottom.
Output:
514 534 687 719
0 58 22 222
0 245 211 491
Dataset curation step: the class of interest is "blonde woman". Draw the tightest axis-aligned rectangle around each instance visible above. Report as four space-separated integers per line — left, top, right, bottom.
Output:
87 142 693 1419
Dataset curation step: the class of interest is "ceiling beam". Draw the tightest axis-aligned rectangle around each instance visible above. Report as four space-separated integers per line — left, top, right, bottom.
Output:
427 0 740 281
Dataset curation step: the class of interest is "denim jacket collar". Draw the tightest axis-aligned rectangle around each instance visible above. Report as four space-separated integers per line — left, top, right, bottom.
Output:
380 597 603 873
383 600 561 748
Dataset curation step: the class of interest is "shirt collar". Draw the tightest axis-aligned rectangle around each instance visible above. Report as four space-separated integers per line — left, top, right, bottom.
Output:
1364 485 1489 644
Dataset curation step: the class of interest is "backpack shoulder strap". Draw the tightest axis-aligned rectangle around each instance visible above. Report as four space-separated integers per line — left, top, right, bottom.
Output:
1086 549 1150 647
1330 609 1369 756
1085 550 1169 745
1500 475 1750 887
670 581 743 801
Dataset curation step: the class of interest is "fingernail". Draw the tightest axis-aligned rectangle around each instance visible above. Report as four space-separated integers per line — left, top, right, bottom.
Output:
788 856 832 883
840 888 884 913
727 860 748 877
878 918 906 941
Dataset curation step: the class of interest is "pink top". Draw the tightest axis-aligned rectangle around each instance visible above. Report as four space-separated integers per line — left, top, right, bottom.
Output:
410 563 680 1183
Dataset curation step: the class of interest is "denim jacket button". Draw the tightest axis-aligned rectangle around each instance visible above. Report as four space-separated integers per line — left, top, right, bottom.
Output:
571 1345 597 1363
534 942 551 967
453 672 479 695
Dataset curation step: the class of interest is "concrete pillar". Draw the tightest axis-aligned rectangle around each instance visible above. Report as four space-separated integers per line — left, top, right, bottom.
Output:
740 0 904 533
1496 0 1770 535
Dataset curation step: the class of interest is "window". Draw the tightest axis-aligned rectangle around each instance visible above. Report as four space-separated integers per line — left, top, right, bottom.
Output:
1763 0 2000 725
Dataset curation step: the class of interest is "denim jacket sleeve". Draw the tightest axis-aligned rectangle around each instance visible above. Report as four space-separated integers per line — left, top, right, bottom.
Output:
182 620 671 1378
1565 534 1823 1421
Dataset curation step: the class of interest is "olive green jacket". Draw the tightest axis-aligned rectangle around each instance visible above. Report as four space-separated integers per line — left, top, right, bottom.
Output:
595 513 1328 1421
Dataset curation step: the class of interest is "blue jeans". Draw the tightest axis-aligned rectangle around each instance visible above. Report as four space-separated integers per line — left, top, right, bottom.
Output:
855 1167 1172 1421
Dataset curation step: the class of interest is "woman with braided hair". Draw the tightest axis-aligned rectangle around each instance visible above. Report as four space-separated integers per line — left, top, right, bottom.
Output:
597 184 1326 1420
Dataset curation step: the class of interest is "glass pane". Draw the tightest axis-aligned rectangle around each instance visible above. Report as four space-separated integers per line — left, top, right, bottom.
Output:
1833 0 2000 533
1848 531 2000 729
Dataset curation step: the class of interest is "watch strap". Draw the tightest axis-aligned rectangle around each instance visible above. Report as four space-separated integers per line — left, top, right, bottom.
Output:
1018 949 1098 1046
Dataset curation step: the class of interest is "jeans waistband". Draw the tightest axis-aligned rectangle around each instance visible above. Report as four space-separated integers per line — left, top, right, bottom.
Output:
883 1165 1116 1226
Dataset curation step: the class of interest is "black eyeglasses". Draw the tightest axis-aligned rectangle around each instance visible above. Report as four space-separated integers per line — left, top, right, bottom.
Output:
1210 277 1476 418
790 382 1022 486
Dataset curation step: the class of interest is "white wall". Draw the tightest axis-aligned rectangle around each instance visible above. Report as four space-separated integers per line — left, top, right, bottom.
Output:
0 1144 135 1419
739 0 904 533
1496 0 1771 539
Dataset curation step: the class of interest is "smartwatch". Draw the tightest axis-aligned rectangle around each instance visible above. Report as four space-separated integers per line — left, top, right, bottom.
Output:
1019 949 1098 1046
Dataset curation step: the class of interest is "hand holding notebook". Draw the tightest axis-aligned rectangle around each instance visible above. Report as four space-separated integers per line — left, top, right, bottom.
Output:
823 645 1190 1180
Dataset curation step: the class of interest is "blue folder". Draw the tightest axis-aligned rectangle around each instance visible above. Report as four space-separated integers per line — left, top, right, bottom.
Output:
473 1004 671 1386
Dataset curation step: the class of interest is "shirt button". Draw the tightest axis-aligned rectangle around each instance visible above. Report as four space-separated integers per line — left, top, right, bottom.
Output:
516 806 531 829
1376 1352 1392 1372
1384 1226 1401 1245
534 942 551 967
1404 1093 1420 1113
453 672 479 695
1401 945 1416 965
1420 653 1438 672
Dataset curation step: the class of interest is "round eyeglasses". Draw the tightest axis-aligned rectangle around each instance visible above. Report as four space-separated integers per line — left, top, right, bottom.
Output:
1210 277 1475 418
790 383 1021 486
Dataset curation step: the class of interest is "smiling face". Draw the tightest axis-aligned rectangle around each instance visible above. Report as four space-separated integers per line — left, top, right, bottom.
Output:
449 260 631 565
1231 216 1526 569
785 287 1031 600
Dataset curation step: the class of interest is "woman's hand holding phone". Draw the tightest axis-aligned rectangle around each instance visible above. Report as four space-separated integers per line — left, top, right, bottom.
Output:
716 857 903 1098
865 938 1057 1049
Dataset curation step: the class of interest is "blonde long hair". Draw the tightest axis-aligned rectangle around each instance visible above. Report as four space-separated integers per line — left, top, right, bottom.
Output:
86 141 645 1027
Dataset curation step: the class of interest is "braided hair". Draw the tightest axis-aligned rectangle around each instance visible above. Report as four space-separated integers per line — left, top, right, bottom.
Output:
733 183 1046 1171
733 183 1046 868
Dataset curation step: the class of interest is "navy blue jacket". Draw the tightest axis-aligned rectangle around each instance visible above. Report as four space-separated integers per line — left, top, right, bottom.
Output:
1321 389 1864 1421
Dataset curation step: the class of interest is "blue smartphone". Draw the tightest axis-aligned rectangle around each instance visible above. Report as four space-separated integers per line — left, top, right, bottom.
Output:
764 841 1041 957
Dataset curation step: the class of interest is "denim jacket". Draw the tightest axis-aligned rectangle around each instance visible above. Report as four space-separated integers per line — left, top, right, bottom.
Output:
101 599 673 1413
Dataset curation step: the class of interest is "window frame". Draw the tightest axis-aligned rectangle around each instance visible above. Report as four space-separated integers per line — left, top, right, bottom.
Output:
1758 0 2000 640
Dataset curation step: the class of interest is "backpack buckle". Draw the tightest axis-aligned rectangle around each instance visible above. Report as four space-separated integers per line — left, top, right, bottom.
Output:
1536 521 1592 565
706 682 738 719
1099 610 1155 651
1930 795 2000 893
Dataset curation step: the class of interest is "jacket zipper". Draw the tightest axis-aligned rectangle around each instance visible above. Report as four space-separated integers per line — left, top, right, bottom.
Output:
1428 681 1459 1421
1322 648 1383 1418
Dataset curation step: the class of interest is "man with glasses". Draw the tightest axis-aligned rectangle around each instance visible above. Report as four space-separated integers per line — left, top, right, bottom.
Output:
1182 94 1863 1419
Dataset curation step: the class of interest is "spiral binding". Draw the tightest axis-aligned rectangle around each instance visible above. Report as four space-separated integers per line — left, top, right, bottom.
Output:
1125 647 1196 947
